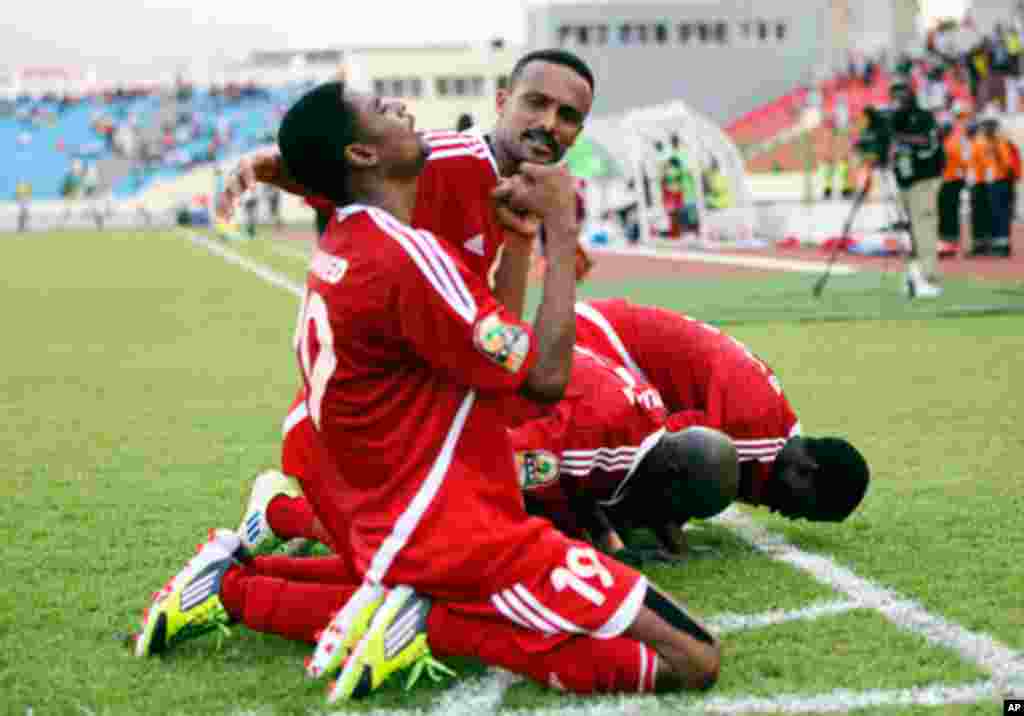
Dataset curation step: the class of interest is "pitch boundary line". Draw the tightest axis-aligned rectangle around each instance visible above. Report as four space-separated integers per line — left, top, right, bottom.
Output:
184 233 1020 714
591 245 859 275
717 507 1024 695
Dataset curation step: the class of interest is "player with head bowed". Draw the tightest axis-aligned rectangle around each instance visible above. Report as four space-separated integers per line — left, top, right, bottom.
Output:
571 298 870 556
218 48 598 558
511 345 740 565
134 80 727 702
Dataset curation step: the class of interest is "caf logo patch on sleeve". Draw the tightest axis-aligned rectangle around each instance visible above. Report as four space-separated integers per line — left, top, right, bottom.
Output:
474 312 530 373
515 450 560 490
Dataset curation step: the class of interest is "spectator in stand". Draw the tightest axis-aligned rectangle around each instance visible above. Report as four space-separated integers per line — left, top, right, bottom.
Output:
455 112 474 132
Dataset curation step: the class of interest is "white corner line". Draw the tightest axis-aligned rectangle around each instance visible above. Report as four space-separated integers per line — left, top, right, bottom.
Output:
707 599 858 635
499 679 997 716
266 240 313 264
716 507 1024 695
181 231 305 298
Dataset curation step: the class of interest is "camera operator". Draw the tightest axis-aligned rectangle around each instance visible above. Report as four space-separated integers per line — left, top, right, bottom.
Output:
888 80 945 298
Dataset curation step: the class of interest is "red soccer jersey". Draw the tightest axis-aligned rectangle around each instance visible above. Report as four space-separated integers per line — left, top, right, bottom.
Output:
295 204 551 598
574 298 800 504
509 347 667 537
313 131 505 279
412 131 504 280
281 132 526 483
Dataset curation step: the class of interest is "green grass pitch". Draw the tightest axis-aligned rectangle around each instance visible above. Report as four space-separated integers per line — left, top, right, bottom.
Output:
2 228 1021 715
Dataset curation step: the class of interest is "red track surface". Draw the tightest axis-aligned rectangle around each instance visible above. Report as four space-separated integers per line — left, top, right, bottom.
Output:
280 229 1023 283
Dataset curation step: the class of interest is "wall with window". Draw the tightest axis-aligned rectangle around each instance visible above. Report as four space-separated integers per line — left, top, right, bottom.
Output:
346 44 519 132
527 1 830 124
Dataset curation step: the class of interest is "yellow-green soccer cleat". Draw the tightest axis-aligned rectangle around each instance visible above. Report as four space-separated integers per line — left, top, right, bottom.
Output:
134 529 242 657
325 585 455 703
237 469 303 555
305 582 386 680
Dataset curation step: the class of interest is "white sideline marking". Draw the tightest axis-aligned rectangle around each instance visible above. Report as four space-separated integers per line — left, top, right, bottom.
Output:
181 232 304 298
708 599 858 634
267 240 312 263
194 235 1017 714
500 680 997 716
717 507 1024 694
591 245 858 275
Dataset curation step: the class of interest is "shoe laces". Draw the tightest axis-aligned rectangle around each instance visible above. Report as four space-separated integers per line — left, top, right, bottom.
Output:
404 652 456 691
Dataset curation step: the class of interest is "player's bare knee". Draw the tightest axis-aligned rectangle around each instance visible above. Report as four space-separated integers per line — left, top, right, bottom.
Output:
655 640 720 692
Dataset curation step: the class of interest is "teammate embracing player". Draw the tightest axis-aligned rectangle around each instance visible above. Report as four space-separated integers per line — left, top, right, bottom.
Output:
217 49 597 554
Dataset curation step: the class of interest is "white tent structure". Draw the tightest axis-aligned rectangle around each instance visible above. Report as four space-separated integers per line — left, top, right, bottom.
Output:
580 100 756 247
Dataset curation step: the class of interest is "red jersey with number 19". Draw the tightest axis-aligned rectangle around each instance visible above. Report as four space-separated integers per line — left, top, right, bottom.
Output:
295 204 551 598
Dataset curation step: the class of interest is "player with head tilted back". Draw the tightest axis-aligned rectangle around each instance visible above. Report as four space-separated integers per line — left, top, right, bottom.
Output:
217 49 596 557
572 298 870 555
135 80 733 702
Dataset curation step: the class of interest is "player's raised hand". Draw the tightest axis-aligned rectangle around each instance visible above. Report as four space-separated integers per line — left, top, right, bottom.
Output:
216 148 279 222
492 162 577 230
493 200 541 243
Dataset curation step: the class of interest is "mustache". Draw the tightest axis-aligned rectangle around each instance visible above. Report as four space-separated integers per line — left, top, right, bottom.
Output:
521 128 559 154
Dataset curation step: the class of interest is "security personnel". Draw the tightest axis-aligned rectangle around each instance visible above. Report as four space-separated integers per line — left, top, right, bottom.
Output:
889 80 945 298
938 115 969 253
966 120 992 255
976 118 1015 257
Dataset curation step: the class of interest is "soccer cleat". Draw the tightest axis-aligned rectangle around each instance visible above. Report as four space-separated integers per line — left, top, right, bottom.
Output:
306 582 386 680
237 470 303 555
325 585 454 703
134 529 242 657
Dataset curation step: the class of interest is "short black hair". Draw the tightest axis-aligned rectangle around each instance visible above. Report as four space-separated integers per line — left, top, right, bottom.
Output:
277 81 361 205
804 437 870 521
509 48 595 93
630 427 739 523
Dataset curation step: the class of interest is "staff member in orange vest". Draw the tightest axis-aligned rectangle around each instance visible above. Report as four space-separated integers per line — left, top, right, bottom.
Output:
974 117 1011 256
938 110 970 255
994 124 1020 257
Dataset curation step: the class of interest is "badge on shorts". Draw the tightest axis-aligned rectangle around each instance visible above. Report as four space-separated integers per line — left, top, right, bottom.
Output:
516 450 559 490
474 312 530 373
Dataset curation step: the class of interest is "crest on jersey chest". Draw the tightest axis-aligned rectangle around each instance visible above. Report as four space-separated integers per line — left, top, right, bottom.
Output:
516 450 560 490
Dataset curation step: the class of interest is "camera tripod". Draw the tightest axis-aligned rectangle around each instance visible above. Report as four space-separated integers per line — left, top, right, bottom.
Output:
812 163 917 298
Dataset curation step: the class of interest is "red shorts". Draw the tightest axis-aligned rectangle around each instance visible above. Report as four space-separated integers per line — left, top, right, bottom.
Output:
283 390 647 643
281 390 315 482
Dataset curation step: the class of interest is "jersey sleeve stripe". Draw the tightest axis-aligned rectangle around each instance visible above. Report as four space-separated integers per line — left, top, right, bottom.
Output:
599 428 666 506
427 135 482 149
370 210 477 324
409 227 478 313
282 400 309 438
426 147 488 162
372 209 475 312
573 304 650 382
364 390 477 584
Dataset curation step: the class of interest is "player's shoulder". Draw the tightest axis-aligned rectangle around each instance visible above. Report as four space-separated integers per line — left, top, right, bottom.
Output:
336 204 454 264
422 130 499 178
